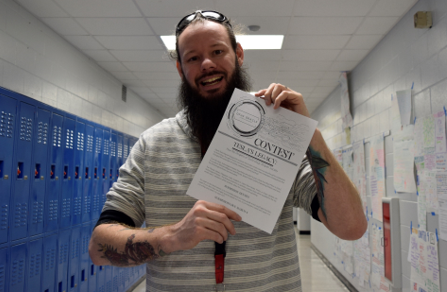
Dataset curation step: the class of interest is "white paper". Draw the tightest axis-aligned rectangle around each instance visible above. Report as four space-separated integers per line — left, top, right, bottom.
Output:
342 146 354 181
393 140 417 192
396 89 412 127
439 200 447 242
414 117 424 157
426 231 440 292
417 172 427 230
434 111 446 154
391 94 402 133
424 115 436 154
370 135 386 221
353 141 367 212
187 89 318 234
339 72 353 129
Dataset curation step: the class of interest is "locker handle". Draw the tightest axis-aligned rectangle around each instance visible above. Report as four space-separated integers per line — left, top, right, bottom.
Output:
35 163 40 178
51 165 55 179
17 162 23 178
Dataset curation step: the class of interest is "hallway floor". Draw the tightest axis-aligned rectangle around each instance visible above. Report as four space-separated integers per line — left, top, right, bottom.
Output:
131 227 350 292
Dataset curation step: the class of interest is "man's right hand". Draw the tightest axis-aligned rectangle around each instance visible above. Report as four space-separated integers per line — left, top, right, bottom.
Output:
167 200 242 251
89 200 241 267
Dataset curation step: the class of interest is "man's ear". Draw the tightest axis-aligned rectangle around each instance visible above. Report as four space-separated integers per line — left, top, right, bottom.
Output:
176 61 183 78
236 43 244 67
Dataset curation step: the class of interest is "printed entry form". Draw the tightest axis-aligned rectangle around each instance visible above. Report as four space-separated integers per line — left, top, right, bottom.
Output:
187 89 318 233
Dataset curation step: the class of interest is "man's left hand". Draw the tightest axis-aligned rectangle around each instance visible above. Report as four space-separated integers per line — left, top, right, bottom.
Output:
255 83 310 118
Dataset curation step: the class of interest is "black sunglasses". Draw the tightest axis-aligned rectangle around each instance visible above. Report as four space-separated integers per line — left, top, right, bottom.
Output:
176 10 232 35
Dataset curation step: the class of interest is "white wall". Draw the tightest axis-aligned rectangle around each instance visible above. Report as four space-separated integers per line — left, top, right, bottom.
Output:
0 0 165 137
311 0 447 291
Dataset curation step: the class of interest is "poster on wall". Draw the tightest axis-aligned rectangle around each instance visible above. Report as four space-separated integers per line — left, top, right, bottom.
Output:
369 135 386 221
393 125 417 193
352 141 367 212
342 146 354 181
339 72 353 130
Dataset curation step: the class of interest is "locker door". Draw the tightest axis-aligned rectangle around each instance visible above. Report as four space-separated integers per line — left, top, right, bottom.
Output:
0 248 9 292
79 223 90 292
123 136 129 162
72 121 85 226
42 234 57 292
105 265 113 292
82 124 94 223
91 127 103 220
9 243 26 292
117 134 123 171
110 132 117 188
27 238 42 292
29 108 51 237
88 222 97 292
45 113 64 233
68 226 81 292
101 130 111 211
96 264 105 292
57 229 70 292
0 94 17 244
10 102 35 241
61 117 76 229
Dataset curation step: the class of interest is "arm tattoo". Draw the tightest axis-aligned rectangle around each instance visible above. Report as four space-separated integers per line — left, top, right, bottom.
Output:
98 234 161 266
306 146 330 218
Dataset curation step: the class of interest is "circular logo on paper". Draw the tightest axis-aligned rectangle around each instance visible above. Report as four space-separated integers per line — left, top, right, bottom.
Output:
228 100 265 137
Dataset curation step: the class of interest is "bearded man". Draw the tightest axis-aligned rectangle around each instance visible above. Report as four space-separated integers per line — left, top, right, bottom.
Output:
89 10 366 292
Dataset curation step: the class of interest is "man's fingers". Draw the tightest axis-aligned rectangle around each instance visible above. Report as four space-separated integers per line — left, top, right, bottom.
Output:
198 200 242 221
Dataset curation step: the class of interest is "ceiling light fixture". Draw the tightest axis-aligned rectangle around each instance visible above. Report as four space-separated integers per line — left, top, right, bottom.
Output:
160 35 284 50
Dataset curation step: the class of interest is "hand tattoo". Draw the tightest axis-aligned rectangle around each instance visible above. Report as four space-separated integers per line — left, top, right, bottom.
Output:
306 146 330 218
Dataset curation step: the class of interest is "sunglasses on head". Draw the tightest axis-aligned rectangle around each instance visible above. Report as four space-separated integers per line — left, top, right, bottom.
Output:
176 10 231 35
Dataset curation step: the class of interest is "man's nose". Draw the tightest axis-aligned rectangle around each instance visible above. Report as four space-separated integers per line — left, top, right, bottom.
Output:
201 57 216 72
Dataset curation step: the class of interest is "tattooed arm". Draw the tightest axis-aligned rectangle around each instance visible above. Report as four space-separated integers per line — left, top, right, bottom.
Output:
256 83 367 240
89 200 242 267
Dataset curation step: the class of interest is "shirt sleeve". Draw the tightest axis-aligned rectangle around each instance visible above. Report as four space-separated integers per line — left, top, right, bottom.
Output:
94 210 136 229
101 136 146 227
291 155 321 222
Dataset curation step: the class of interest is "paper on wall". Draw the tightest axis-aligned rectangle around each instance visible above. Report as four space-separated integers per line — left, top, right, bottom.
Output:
396 89 412 127
370 135 386 221
426 231 440 292
424 115 436 154
434 111 446 153
353 141 367 212
342 146 354 181
437 171 447 241
393 125 417 193
417 172 427 230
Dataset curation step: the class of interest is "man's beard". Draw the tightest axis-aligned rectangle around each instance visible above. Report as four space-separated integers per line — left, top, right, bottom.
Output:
178 60 251 150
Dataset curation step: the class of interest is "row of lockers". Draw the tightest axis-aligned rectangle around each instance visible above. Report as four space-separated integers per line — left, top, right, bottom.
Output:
0 86 139 246
0 220 146 292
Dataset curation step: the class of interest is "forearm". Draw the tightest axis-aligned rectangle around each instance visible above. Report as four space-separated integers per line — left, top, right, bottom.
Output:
89 223 174 267
307 129 367 240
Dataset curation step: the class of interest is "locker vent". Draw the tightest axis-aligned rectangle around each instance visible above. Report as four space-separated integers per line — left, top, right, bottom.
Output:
122 85 127 102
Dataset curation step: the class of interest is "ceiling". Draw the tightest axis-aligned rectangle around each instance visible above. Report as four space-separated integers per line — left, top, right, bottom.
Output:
15 0 417 117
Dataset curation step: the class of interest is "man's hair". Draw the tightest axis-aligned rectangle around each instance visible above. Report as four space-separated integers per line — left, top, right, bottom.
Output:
169 15 239 63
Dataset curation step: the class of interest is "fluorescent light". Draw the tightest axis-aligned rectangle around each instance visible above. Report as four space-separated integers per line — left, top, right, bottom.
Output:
236 35 284 50
160 35 284 50
160 35 176 50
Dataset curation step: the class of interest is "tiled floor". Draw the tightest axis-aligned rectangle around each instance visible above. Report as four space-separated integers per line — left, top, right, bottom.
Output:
130 227 349 292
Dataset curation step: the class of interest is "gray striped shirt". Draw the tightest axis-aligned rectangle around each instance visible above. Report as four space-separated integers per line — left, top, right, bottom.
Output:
103 111 317 292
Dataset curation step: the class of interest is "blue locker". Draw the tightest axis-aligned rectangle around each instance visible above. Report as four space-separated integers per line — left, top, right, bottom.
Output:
96 264 105 292
10 102 35 241
29 108 51 237
117 134 123 171
0 93 17 245
57 229 70 292
0 248 9 292
101 130 111 211
110 132 118 188
61 117 76 229
72 120 85 226
88 222 97 292
91 127 103 220
27 238 42 292
41 234 57 292
68 226 81 292
123 136 129 162
9 243 26 292
105 265 112 292
79 223 90 292
82 124 94 223
45 113 64 233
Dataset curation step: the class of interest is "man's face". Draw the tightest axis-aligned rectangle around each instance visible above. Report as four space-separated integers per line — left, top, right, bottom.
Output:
176 20 244 98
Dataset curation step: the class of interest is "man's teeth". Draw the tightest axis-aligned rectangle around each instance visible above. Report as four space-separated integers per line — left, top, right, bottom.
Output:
202 76 223 85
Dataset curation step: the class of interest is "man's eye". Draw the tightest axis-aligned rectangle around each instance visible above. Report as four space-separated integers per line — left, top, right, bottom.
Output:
215 50 223 55
188 56 198 62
